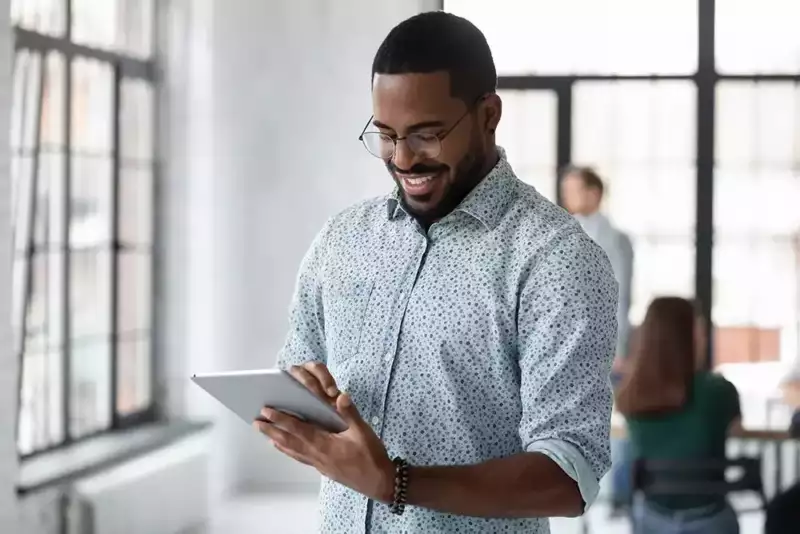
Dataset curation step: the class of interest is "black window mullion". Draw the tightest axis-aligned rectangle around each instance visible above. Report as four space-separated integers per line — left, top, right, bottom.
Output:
110 64 122 427
695 0 716 368
555 80 573 207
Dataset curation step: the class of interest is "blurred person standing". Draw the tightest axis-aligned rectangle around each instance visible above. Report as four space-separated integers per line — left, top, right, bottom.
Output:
561 165 635 516
561 166 633 369
253 12 619 534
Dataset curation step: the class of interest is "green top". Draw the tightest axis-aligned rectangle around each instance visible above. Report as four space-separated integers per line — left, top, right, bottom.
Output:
626 371 741 511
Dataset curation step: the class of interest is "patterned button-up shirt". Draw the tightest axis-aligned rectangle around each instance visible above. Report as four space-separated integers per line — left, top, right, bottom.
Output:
278 150 618 533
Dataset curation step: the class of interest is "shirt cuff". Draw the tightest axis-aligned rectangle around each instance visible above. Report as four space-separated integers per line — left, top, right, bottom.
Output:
526 438 601 512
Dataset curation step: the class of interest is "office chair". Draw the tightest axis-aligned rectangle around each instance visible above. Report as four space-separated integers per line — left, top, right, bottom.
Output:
632 457 767 515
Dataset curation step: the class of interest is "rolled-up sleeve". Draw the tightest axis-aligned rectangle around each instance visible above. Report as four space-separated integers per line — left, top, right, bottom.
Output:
517 227 618 511
276 219 333 369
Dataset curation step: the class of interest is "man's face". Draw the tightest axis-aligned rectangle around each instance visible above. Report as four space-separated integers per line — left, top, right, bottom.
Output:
560 173 599 215
371 71 498 223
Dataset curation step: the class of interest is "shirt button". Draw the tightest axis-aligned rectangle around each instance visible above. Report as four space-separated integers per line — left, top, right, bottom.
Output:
371 416 380 426
384 352 393 363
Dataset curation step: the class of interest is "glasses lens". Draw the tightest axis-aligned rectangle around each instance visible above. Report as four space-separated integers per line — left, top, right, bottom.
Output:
361 132 394 159
407 133 441 159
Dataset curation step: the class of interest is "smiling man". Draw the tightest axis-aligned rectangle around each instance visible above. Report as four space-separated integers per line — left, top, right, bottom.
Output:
256 11 618 533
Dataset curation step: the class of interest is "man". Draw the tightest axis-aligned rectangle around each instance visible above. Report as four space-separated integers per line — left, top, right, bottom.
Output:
255 12 618 533
561 166 634 517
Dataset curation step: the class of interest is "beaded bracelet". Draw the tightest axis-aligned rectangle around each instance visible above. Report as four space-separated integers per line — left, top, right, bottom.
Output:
389 457 409 515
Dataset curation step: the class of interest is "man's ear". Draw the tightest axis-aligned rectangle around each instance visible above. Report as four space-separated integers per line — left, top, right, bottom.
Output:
482 93 502 135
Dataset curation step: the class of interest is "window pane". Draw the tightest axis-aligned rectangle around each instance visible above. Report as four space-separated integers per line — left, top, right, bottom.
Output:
445 0 697 75
71 155 113 247
574 81 696 167
18 349 65 454
116 336 152 416
17 253 65 454
716 0 800 74
714 81 800 367
12 156 34 255
497 90 557 201
72 0 154 58
71 58 113 154
11 50 42 153
573 81 697 325
25 252 65 353
631 238 696 322
41 53 66 149
12 257 27 354
118 252 152 334
70 250 112 339
35 152 66 249
716 83 800 168
119 168 153 246
11 0 66 36
120 78 154 162
69 341 111 437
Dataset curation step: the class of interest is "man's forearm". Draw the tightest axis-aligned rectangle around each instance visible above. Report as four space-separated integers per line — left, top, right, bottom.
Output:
400 452 584 518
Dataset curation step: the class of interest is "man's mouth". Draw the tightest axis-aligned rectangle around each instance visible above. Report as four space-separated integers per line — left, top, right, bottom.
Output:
399 171 442 197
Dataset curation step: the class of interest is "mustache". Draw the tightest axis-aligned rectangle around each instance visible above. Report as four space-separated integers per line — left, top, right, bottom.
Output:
386 161 448 176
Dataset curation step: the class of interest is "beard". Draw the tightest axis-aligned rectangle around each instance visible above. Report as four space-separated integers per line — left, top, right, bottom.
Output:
388 138 489 225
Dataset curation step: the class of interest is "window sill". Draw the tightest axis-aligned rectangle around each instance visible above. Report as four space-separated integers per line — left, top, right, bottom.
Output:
17 420 212 496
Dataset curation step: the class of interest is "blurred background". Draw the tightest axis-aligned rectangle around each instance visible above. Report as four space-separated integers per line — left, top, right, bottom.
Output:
0 0 799 533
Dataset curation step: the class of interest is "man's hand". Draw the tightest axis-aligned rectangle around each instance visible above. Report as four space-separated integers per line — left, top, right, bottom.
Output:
255 364 395 503
286 362 340 406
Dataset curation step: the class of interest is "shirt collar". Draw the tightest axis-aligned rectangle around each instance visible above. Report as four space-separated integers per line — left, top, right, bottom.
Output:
385 147 517 230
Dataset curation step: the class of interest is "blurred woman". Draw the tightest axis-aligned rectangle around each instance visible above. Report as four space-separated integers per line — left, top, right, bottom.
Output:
616 297 741 534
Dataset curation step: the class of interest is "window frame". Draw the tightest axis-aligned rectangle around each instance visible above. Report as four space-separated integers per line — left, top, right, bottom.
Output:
441 0 800 368
13 2 159 458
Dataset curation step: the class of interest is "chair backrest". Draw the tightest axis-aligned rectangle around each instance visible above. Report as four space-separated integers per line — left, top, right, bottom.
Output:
633 457 766 508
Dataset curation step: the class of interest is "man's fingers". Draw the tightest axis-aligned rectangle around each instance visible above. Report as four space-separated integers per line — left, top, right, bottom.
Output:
260 407 318 442
336 393 364 428
272 441 313 466
289 365 332 402
303 362 340 397
253 417 310 452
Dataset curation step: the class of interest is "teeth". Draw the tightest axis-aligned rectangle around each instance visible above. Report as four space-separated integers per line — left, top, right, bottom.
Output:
405 176 434 185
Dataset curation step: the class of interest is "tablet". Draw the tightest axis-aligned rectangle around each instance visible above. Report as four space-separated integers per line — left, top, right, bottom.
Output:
191 369 348 433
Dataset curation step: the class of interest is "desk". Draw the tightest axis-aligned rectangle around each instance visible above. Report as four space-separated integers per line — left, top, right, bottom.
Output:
611 412 797 498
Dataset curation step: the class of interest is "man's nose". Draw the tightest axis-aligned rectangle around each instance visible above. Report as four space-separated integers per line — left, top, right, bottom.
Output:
392 139 417 172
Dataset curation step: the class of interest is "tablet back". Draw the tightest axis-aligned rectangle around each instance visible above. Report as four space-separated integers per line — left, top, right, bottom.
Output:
191 369 348 433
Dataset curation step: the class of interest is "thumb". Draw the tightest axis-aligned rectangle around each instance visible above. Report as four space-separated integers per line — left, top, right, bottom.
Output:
336 393 363 427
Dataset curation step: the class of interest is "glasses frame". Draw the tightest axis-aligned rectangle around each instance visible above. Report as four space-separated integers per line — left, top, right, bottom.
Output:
358 96 486 160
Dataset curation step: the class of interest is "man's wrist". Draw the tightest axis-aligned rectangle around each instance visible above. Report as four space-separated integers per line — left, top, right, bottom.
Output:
377 458 397 504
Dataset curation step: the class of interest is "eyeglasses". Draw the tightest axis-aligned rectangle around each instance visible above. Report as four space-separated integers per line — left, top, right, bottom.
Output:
358 106 474 161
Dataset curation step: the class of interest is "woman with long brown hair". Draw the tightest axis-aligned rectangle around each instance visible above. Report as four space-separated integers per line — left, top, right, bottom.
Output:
617 297 741 534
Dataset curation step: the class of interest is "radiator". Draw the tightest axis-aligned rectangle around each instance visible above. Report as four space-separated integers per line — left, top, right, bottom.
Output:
67 436 209 534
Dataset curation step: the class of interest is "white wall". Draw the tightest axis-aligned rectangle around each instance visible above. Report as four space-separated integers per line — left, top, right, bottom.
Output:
160 0 440 495
0 0 19 530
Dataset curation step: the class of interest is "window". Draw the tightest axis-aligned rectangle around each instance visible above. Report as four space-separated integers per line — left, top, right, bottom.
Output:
572 81 696 324
496 89 558 201
713 82 800 365
12 0 156 456
444 1 800 370
445 0 697 75
716 0 800 74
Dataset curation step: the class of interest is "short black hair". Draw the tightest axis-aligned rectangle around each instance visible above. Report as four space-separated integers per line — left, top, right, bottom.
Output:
562 165 605 197
372 12 497 104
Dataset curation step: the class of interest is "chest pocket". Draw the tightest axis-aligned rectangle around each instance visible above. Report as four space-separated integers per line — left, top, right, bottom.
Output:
323 278 374 365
